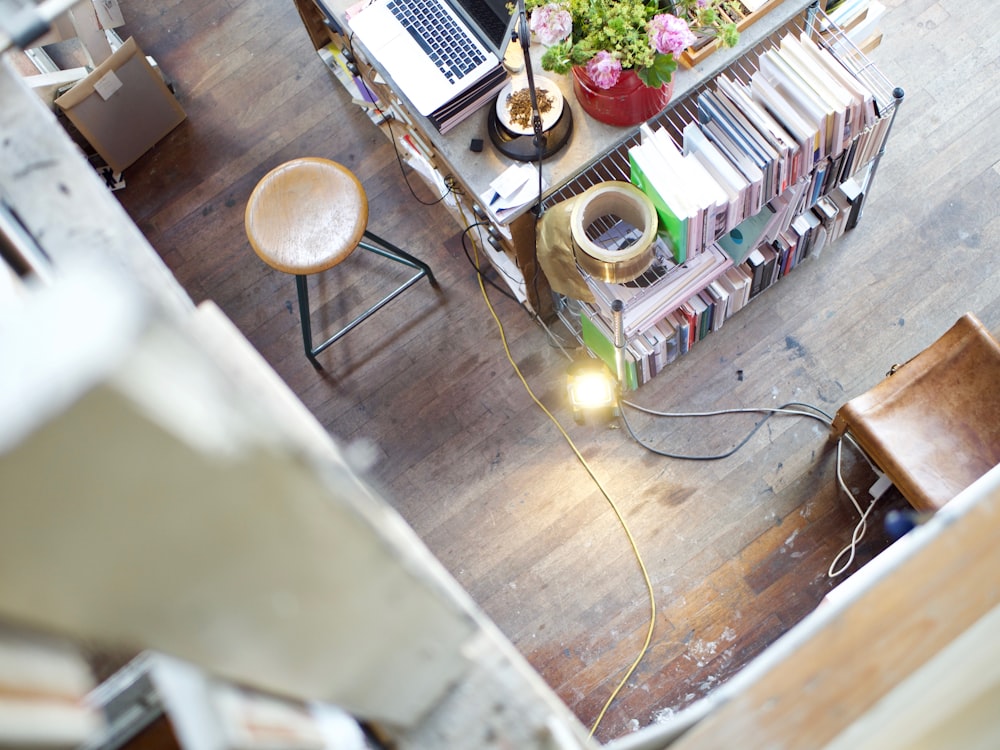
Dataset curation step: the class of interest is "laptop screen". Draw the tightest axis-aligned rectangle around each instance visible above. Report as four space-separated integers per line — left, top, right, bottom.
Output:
452 0 516 57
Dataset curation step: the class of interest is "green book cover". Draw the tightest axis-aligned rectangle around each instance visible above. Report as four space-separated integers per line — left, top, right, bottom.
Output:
580 313 638 391
629 150 688 263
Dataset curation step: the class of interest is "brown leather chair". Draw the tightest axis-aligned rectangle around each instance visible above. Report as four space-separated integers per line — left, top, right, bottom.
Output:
831 313 1000 513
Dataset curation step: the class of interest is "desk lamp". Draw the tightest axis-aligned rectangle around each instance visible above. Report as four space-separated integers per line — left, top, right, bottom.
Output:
487 0 572 162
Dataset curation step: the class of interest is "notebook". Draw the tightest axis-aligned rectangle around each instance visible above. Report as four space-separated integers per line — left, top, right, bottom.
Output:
349 0 516 116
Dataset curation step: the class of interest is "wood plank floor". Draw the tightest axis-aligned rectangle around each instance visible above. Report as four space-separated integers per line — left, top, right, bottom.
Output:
110 0 1000 743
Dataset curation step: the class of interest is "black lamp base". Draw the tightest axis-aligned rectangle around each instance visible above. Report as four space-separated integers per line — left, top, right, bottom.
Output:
487 102 573 162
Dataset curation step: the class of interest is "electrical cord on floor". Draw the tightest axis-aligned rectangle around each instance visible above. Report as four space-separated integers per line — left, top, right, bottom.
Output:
620 400 832 460
621 398 884 577
460 221 520 303
456 200 655 739
458 218 578 357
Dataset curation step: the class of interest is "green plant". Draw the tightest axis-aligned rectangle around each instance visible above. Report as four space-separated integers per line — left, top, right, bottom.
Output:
524 0 740 89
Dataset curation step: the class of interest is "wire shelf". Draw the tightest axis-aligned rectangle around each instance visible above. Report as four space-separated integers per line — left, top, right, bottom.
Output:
544 5 898 211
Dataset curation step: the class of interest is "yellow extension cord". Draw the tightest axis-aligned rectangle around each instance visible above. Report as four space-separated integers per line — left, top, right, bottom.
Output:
456 198 656 739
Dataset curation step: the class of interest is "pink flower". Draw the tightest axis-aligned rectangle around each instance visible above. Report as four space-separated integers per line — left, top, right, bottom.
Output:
585 50 622 89
528 4 573 46
647 13 696 56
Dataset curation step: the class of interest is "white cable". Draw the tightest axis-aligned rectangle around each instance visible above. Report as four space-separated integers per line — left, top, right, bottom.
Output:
828 436 880 577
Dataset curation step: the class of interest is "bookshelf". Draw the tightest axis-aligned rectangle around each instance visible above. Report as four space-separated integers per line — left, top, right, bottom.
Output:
548 5 902 389
291 1 899 360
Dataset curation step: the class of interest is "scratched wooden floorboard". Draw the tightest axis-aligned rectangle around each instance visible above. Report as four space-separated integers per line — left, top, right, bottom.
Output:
110 0 1000 743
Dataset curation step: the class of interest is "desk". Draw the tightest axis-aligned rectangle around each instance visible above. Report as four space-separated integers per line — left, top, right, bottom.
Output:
296 0 815 317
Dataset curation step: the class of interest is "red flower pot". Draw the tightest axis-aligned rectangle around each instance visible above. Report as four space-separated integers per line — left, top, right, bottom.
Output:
571 67 674 127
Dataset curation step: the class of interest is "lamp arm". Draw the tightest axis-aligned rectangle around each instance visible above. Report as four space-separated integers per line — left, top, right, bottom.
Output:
515 0 545 147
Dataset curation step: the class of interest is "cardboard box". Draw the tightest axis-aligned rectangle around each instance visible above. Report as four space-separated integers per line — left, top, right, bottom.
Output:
55 36 186 173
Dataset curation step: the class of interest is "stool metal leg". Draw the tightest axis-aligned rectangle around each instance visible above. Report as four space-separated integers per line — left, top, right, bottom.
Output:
361 230 438 287
295 275 321 368
294 235 436 366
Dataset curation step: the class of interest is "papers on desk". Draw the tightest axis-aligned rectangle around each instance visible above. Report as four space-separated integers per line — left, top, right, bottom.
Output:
480 164 547 222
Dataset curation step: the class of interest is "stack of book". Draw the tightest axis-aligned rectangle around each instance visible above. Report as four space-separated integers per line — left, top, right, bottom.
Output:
427 65 508 134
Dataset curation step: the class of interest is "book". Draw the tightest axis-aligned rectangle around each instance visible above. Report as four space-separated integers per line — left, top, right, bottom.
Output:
757 48 832 161
705 281 729 331
582 243 733 338
677 301 698 351
0 633 101 747
716 74 800 191
657 315 681 364
699 89 777 206
682 149 731 246
696 104 766 217
789 208 823 259
745 248 767 299
628 138 695 263
717 201 777 264
750 70 821 176
839 175 865 230
702 87 782 202
683 121 750 232
645 124 720 258
690 292 710 341
778 35 855 153
723 263 753 313
674 308 691 355
797 33 877 134
759 243 780 291
428 65 509 133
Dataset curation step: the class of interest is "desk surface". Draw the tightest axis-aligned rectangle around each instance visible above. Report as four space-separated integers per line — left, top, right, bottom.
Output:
332 0 811 225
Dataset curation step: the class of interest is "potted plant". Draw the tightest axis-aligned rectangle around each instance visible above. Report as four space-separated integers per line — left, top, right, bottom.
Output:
525 0 740 126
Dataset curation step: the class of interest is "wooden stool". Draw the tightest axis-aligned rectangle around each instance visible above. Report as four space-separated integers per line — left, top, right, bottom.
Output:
245 157 436 366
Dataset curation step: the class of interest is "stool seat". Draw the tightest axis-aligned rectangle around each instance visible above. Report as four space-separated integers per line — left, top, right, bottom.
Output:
245 157 436 367
245 157 368 275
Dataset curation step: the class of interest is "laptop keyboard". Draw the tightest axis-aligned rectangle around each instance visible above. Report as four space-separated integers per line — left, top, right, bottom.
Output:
387 0 486 83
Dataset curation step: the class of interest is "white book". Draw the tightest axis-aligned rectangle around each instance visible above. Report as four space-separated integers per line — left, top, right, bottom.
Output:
707 279 731 329
797 32 877 133
716 74 800 190
758 48 833 160
724 264 752 311
750 71 820 179
683 120 751 229
695 106 767 216
630 133 699 260
644 124 706 257
779 35 854 151
771 43 842 157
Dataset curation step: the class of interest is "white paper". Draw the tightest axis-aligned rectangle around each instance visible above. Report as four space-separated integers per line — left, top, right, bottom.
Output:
480 163 547 221
92 0 125 29
93 70 123 101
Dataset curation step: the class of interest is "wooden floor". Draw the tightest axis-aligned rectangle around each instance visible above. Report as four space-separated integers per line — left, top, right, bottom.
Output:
110 0 1000 743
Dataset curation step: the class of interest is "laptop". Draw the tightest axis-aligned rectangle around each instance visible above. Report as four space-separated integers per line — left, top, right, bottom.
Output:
348 0 516 116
